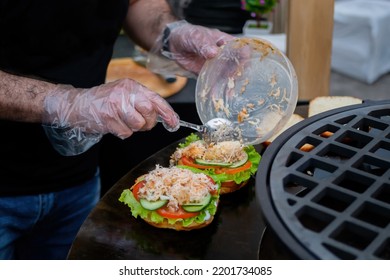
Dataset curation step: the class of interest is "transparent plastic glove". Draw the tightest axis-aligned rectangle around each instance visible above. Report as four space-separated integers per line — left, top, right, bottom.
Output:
42 79 179 156
147 20 235 79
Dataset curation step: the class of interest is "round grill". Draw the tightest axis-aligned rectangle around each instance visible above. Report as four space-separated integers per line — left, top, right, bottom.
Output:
256 100 390 259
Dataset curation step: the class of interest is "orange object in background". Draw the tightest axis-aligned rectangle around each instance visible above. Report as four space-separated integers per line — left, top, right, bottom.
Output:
287 0 334 101
106 58 187 99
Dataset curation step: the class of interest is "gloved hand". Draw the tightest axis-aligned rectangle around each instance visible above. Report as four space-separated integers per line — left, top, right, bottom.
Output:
147 20 235 78
42 79 179 156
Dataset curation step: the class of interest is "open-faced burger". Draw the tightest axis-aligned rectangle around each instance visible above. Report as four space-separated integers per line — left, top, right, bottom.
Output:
170 134 261 195
119 165 219 231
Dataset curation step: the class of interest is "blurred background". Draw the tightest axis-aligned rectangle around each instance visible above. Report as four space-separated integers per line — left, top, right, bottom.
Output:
115 0 390 101
167 0 390 100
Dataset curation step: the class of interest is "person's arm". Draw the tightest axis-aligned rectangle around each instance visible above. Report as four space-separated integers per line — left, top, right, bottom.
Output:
0 68 179 156
0 68 178 130
0 70 56 122
123 0 177 51
123 0 235 77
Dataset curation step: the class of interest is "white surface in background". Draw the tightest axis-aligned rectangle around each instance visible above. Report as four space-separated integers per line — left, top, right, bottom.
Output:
332 0 390 84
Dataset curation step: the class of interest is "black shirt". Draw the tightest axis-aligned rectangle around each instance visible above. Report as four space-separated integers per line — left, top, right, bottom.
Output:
0 0 128 195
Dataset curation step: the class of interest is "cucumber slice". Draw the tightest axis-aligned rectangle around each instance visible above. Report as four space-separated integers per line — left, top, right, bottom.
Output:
182 193 212 212
230 153 249 168
140 199 168 210
195 158 232 167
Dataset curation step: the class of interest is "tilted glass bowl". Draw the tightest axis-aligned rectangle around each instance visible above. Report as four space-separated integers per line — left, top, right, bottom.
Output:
195 37 298 145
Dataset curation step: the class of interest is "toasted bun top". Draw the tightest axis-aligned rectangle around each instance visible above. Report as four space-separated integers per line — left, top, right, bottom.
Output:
308 96 362 117
265 113 304 144
264 96 363 145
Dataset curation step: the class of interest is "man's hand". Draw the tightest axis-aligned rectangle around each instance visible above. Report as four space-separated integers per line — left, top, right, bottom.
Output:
147 20 235 78
43 79 179 155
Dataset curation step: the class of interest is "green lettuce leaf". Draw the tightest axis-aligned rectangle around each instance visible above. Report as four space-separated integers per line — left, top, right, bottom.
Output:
178 133 200 148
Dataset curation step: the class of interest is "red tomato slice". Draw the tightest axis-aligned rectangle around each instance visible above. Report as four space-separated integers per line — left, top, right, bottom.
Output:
216 160 252 175
206 175 215 185
180 156 216 170
131 180 145 201
156 205 199 219
206 176 219 196
181 156 252 175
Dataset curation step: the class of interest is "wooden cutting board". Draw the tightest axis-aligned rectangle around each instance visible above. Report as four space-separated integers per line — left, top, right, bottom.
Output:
106 58 187 98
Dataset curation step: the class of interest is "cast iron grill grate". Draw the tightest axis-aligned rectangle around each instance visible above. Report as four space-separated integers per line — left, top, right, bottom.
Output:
256 101 390 259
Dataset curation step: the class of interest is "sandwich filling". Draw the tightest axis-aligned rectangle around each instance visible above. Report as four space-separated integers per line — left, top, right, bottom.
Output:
138 165 218 211
170 140 247 165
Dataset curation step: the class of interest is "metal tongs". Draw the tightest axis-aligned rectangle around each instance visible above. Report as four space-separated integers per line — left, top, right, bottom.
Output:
159 117 241 144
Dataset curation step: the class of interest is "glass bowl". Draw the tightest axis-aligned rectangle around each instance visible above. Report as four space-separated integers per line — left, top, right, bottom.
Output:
195 37 298 145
